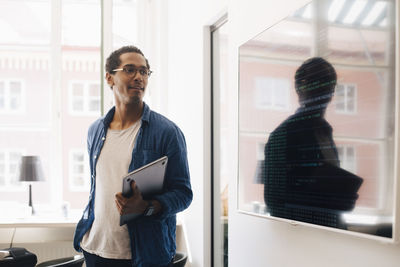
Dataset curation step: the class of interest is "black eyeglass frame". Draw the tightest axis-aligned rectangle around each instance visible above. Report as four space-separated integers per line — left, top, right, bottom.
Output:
112 65 153 77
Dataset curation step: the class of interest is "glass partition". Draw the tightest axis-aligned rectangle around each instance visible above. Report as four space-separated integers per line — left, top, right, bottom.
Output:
238 0 396 239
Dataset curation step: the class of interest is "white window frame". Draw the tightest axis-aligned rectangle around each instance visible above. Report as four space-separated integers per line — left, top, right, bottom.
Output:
68 80 101 116
254 76 290 111
0 149 25 191
335 83 357 114
68 149 90 192
0 79 25 114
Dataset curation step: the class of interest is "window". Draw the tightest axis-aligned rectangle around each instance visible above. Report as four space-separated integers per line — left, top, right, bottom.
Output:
69 149 90 192
254 77 290 110
0 0 101 211
0 0 160 220
335 83 357 114
238 0 396 238
0 150 24 190
337 145 356 173
69 81 101 115
0 80 24 113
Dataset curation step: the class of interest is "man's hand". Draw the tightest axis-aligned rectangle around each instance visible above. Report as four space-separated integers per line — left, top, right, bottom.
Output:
115 181 147 215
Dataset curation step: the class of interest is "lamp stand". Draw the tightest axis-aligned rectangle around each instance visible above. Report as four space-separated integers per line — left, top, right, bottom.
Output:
28 183 35 215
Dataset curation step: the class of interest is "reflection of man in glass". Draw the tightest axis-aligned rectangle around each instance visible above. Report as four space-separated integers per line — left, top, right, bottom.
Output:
263 57 362 229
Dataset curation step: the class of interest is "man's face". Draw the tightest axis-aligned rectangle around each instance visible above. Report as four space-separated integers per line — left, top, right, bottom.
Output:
107 52 149 106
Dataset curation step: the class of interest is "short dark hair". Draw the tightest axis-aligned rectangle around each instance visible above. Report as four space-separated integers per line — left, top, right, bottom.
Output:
295 57 337 106
105 45 150 74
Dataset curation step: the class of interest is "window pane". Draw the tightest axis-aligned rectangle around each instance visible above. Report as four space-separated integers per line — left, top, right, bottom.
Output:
89 84 99 96
62 0 101 206
9 81 21 92
112 0 138 48
0 1 50 45
89 99 100 112
72 84 84 96
336 97 345 110
347 86 355 97
88 83 100 112
10 96 20 110
337 146 343 158
347 147 354 158
73 164 83 174
62 1 100 46
274 79 289 108
9 83 22 110
73 153 84 162
255 77 289 110
337 84 344 93
74 176 84 186
347 86 356 112
0 1 52 204
347 97 354 111
73 99 84 111
335 85 345 111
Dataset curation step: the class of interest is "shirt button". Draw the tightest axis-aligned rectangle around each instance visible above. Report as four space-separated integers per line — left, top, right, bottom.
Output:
94 155 97 159
102 137 105 140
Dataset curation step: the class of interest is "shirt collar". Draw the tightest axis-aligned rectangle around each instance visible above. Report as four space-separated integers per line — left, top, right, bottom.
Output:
141 102 150 123
102 102 150 128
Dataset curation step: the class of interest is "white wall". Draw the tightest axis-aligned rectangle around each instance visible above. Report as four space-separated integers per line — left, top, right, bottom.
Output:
228 1 400 267
162 0 227 266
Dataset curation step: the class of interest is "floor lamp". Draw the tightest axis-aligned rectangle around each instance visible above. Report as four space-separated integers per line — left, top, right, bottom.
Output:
18 156 45 215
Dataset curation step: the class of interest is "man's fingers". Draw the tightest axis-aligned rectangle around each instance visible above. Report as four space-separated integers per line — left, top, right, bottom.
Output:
130 181 137 190
115 194 127 209
130 181 142 195
115 192 125 201
115 199 122 215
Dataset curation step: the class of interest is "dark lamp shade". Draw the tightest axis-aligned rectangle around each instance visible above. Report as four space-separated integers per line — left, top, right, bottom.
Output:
18 156 45 182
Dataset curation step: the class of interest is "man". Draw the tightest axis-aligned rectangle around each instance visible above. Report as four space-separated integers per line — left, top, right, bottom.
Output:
263 57 361 228
73 45 193 267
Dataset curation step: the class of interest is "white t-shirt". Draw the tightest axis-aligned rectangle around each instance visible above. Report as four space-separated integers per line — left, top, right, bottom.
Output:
81 120 141 259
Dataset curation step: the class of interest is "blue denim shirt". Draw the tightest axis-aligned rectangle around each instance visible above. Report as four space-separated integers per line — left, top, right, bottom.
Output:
73 103 192 267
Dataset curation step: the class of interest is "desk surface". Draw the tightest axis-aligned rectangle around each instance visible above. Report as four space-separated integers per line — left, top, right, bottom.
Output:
0 217 79 228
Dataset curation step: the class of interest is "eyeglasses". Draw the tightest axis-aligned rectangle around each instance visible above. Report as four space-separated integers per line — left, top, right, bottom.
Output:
112 64 153 78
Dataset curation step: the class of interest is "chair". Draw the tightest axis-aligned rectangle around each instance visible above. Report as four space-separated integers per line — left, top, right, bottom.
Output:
172 251 187 267
0 247 37 267
35 255 84 267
